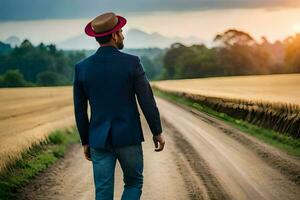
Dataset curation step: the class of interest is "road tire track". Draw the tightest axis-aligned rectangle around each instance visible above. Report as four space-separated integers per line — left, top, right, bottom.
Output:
162 116 232 200
164 97 300 185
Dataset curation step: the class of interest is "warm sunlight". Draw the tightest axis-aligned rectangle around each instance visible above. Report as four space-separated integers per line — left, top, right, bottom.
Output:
292 23 300 33
1 1 300 199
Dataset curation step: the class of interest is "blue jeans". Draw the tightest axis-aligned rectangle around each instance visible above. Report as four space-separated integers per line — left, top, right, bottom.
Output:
90 143 144 200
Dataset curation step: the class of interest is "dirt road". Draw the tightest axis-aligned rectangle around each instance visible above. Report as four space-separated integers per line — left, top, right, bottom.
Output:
18 101 190 200
18 97 300 200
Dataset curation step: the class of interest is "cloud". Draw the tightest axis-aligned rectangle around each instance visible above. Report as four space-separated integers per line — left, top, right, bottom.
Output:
1 0 299 21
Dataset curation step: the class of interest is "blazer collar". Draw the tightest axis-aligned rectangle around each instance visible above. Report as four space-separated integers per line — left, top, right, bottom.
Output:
95 45 119 55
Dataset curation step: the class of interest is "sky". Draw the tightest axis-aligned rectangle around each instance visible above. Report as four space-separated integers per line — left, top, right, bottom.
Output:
1 0 300 47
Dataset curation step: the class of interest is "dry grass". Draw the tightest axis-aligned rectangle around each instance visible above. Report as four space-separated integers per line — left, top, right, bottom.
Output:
0 86 79 172
151 73 300 105
1 74 299 172
152 73 300 139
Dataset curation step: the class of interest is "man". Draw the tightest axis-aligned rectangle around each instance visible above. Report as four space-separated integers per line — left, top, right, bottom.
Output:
73 12 165 200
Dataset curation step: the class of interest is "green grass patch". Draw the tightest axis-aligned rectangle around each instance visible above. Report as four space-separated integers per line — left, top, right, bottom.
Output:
153 88 300 157
0 126 80 200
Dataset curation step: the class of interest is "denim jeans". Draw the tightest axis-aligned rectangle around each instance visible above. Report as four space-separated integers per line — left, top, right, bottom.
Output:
90 142 144 200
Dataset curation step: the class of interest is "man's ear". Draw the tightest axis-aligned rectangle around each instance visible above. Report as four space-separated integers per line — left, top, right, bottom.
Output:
112 32 117 42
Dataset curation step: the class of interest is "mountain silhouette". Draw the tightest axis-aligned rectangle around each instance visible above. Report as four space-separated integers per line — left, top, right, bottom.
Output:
57 28 203 50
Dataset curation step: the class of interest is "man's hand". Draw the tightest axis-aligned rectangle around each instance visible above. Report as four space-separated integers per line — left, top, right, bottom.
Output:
83 144 92 161
152 133 165 152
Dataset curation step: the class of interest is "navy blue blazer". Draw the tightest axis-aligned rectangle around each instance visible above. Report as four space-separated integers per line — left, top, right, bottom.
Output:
73 45 162 149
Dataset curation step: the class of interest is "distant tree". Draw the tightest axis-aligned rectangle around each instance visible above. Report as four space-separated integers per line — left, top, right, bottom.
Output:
12 39 35 55
284 33 300 73
36 71 63 86
0 69 28 87
0 76 3 86
0 41 11 54
0 39 85 86
160 29 284 80
151 52 165 80
140 56 158 80
213 29 256 48
163 43 187 79
173 44 220 78
213 29 271 75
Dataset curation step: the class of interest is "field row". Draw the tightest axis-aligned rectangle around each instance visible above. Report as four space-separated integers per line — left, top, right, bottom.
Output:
0 86 77 172
151 74 300 139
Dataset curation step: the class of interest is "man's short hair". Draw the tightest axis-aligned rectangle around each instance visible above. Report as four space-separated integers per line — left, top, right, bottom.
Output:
95 34 113 44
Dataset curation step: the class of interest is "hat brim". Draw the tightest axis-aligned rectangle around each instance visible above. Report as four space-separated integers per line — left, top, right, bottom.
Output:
85 15 127 37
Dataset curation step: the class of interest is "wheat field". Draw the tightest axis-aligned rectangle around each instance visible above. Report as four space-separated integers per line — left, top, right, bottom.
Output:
0 86 77 172
1 74 299 172
151 73 300 105
151 73 300 138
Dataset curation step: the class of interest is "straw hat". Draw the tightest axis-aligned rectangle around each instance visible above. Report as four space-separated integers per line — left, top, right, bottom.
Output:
84 12 127 37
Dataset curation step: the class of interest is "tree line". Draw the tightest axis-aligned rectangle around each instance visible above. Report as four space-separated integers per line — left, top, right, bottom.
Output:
0 39 162 87
0 39 85 87
160 29 300 79
1 28 300 87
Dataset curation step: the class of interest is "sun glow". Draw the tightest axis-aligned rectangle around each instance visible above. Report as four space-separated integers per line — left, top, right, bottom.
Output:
292 24 300 33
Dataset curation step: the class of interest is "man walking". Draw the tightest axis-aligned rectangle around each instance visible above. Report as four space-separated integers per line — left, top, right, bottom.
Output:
73 12 165 200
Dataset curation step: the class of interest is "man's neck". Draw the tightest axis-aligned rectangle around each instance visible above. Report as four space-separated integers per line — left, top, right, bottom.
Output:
100 43 117 48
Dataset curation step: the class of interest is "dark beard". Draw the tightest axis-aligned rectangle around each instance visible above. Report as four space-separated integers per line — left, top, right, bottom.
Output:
117 42 124 49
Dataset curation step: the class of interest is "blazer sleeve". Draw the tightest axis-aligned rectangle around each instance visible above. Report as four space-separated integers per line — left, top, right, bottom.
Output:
133 57 163 136
73 64 90 145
